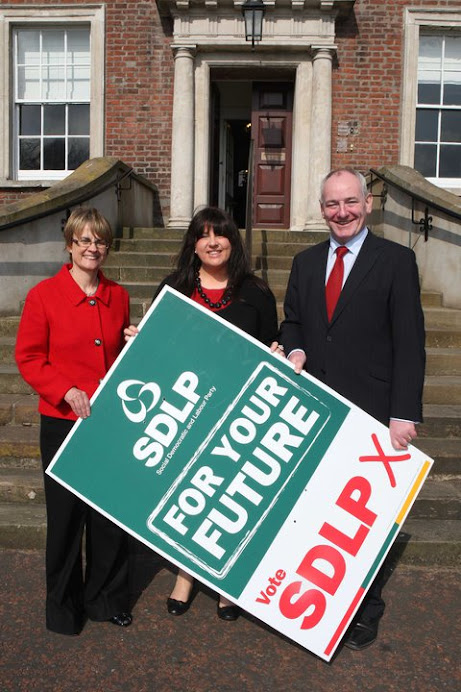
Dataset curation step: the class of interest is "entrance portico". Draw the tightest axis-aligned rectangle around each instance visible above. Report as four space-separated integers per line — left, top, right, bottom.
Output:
160 0 354 230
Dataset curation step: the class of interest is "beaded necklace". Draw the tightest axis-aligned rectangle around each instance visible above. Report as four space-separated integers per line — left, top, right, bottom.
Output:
195 272 232 309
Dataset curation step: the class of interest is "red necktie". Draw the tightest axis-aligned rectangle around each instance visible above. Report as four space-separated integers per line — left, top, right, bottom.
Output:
325 246 349 322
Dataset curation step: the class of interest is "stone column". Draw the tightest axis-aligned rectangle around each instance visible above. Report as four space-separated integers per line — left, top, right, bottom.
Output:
291 58 312 231
168 46 196 229
194 57 211 209
305 47 335 230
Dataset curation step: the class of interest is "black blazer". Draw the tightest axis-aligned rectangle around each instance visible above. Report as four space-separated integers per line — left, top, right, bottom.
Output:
156 275 278 347
280 232 426 425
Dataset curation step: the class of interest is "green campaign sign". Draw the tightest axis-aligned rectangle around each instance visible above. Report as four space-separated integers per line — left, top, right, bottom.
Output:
48 287 432 660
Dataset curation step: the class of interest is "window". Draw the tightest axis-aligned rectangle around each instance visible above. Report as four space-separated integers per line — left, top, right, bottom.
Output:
401 10 461 193
415 33 461 182
0 6 104 186
14 27 90 180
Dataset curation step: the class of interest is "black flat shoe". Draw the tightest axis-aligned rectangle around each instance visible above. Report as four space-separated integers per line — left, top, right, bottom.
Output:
109 612 133 627
344 620 379 650
217 604 240 621
167 597 191 616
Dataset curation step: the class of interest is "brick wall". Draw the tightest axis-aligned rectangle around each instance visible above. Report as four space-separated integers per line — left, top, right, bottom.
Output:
0 0 457 217
331 0 457 173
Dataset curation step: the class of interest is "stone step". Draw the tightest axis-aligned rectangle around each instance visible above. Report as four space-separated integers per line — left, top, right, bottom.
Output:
0 469 44 503
0 394 38 426
0 502 46 549
114 238 182 253
412 477 461 520
419 404 461 439
425 327 461 348
0 365 33 395
423 376 461 405
0 503 458 561
120 227 327 244
394 519 460 566
0 317 20 337
120 227 184 240
0 424 40 466
105 251 176 269
0 337 15 364
105 266 168 283
423 307 461 329
417 437 461 476
426 348 461 376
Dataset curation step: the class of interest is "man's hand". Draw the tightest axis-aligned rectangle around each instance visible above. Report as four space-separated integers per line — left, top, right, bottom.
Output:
64 387 91 419
389 420 417 450
288 351 306 374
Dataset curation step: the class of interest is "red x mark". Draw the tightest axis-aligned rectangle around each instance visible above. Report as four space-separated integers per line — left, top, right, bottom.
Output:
359 433 411 488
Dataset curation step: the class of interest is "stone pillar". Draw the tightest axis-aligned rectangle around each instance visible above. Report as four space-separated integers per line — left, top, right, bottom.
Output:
305 47 334 230
168 46 196 229
291 58 312 231
194 57 211 209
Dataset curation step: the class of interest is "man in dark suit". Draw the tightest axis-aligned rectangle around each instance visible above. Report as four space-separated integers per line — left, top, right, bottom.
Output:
277 167 425 650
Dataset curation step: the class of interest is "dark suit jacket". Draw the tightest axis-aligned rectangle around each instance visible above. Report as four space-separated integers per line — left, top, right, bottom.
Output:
280 232 425 425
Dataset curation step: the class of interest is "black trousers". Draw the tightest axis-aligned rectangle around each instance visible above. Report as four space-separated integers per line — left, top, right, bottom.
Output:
40 415 130 635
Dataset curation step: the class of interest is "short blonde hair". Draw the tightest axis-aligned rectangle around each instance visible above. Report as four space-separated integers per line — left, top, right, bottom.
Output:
63 208 113 248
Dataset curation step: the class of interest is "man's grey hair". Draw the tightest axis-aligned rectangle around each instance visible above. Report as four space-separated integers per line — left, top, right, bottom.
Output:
320 168 369 203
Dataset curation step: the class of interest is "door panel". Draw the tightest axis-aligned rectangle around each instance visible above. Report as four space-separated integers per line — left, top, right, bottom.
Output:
251 83 293 228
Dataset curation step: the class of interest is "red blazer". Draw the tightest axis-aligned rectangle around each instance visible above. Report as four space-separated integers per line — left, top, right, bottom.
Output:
15 264 130 420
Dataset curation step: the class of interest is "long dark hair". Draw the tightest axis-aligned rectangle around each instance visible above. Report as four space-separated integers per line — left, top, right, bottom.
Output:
167 206 257 297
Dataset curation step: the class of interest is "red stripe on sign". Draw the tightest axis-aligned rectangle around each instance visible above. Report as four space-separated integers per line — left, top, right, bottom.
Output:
324 586 365 657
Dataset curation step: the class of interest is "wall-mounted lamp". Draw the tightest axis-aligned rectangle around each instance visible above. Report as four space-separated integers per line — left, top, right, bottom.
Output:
242 0 265 48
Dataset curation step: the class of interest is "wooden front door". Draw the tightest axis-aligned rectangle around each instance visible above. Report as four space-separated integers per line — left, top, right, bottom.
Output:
251 83 293 228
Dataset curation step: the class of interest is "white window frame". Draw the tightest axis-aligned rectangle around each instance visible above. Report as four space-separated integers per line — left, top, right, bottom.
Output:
400 9 461 194
0 5 105 187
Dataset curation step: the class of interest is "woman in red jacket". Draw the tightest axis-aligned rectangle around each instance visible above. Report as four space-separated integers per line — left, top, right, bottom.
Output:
16 208 132 635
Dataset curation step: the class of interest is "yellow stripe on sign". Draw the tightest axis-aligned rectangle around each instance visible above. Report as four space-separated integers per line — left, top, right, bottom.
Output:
396 460 431 524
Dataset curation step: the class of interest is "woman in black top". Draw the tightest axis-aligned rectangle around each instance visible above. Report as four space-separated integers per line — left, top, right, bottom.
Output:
157 206 278 620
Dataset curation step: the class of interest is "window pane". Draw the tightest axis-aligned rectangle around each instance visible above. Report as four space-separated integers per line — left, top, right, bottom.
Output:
67 67 90 100
68 29 90 65
20 139 40 170
441 111 461 142
444 36 461 69
44 138 65 169
418 79 441 104
20 105 41 135
42 31 65 65
414 143 437 177
419 35 443 69
17 30 40 65
443 72 461 105
69 105 89 135
440 144 461 177
415 109 439 142
42 66 66 100
68 138 89 169
44 105 65 135
17 66 40 100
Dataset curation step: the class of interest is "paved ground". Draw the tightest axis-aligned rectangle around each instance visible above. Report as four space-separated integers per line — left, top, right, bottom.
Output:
1 546 460 692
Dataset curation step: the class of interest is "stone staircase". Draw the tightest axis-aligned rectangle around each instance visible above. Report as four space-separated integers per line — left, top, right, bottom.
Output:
1 226 460 565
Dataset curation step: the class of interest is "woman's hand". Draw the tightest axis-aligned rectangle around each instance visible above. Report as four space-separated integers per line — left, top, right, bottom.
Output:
271 341 286 357
124 325 139 342
64 387 91 419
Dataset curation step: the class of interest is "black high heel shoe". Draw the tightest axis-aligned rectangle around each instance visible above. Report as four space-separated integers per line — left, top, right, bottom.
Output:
217 603 240 621
109 612 133 627
167 597 191 616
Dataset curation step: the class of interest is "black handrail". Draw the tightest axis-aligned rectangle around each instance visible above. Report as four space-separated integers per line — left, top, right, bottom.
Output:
369 168 461 222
